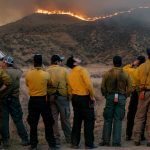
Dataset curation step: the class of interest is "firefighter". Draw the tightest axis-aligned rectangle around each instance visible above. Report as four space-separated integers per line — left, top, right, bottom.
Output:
0 66 11 149
1 56 29 147
100 56 131 147
66 56 97 149
47 55 71 147
25 54 57 150
124 56 146 141
133 48 150 146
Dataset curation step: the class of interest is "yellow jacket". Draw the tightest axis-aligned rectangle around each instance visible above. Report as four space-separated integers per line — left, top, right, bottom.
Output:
123 64 138 88
68 66 94 98
47 65 69 96
25 67 50 96
136 59 150 90
0 69 11 87
0 69 11 97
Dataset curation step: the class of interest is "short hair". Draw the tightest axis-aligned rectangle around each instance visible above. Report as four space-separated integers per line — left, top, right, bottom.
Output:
34 54 42 67
147 48 150 58
51 55 62 64
113 56 122 67
137 55 146 65
66 56 75 68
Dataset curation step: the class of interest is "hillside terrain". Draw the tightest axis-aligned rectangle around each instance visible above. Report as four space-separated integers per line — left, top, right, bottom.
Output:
2 9 150 150
0 9 150 66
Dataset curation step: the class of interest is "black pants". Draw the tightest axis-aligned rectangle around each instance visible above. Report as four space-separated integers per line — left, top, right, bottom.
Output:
2 97 28 142
27 96 55 148
126 90 138 138
126 90 145 138
71 95 95 147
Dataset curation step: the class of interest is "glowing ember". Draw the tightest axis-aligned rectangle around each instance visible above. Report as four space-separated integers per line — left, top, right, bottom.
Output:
36 6 150 22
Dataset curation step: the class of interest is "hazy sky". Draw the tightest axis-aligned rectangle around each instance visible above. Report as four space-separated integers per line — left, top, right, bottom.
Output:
0 0 149 25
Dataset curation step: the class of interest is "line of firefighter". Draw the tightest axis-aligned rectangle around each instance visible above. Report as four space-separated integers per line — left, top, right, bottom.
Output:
0 48 149 149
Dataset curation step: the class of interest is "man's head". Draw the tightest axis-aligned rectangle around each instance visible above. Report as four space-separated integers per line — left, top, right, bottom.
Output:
113 56 122 67
66 56 75 68
147 48 150 59
34 54 42 67
51 55 64 65
3 56 14 67
132 55 146 67
66 56 81 68
136 55 146 66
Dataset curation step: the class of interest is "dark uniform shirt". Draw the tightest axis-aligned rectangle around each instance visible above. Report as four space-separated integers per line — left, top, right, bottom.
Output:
4 67 22 98
101 67 132 97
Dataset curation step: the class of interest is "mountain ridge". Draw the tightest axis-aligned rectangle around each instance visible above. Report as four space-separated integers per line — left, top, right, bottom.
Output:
0 9 150 66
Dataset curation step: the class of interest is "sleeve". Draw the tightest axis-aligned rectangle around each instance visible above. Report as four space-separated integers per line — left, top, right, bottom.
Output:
81 68 94 98
123 64 132 71
125 74 132 97
46 71 52 86
135 66 141 86
133 68 140 89
101 72 108 96
123 64 133 76
0 69 11 87
66 74 72 96
65 70 70 95
25 71 29 87
18 69 23 79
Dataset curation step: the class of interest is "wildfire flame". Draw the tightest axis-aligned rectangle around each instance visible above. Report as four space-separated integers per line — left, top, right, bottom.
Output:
36 6 150 22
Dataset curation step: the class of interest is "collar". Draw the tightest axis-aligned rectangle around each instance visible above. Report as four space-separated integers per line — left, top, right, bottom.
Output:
72 65 80 70
34 67 43 70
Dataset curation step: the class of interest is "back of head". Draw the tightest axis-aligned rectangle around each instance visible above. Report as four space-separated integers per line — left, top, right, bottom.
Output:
34 54 42 67
147 48 150 58
51 55 63 64
137 55 146 65
66 56 75 68
113 56 122 67
3 56 14 66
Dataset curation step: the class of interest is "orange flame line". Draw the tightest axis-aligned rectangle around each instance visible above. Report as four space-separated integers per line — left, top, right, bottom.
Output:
35 6 150 22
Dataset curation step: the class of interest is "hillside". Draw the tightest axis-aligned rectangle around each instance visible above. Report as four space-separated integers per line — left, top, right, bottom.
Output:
0 9 150 66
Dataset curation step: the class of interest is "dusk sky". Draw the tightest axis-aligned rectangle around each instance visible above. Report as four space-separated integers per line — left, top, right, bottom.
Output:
0 0 149 26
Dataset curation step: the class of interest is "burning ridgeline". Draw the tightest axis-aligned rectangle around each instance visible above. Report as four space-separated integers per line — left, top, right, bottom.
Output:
36 6 150 22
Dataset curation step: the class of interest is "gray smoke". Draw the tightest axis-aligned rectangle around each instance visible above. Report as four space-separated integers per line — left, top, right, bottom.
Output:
0 0 149 25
